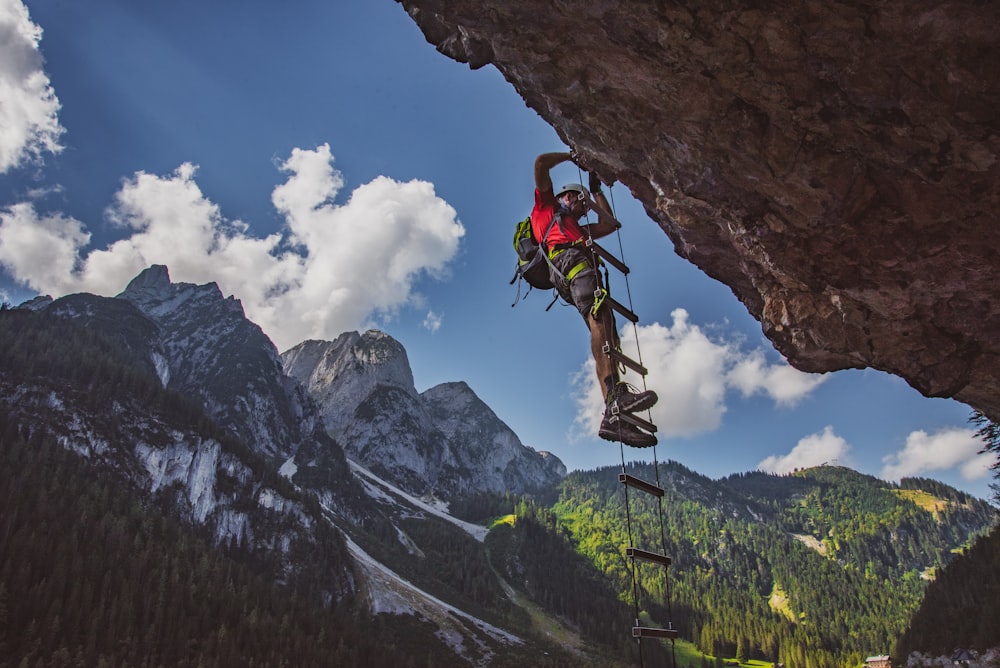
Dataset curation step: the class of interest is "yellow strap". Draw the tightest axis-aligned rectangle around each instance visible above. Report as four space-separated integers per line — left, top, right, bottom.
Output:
566 260 590 282
547 239 582 260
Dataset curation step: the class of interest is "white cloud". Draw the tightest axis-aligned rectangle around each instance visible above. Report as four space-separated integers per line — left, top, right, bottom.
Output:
757 426 851 474
0 144 464 351
422 310 442 333
571 308 826 439
0 0 64 173
728 348 826 406
0 202 89 292
880 427 992 481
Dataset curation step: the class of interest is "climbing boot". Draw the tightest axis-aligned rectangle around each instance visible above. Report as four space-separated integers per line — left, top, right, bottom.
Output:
599 415 657 448
608 382 658 414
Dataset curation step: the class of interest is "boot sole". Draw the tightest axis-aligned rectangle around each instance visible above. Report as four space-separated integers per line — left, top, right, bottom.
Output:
599 427 657 448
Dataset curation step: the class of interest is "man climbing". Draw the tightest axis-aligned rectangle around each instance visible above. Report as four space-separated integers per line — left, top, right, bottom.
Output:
532 151 658 448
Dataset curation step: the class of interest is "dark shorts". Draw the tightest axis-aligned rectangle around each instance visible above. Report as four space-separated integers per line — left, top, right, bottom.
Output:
549 246 602 319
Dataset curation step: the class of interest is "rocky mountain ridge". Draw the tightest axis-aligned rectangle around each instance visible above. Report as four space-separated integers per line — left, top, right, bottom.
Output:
282 330 566 501
1 266 567 662
116 264 320 460
11 264 563 524
4 265 996 666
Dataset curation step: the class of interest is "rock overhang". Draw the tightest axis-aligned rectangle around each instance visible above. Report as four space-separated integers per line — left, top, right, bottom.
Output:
397 0 1000 420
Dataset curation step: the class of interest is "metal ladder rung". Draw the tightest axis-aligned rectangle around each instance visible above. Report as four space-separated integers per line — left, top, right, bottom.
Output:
606 294 638 323
619 473 664 497
632 626 679 639
627 546 672 567
585 238 630 275
603 343 648 376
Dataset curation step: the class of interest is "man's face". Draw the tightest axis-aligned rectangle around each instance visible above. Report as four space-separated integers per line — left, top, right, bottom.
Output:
561 191 588 216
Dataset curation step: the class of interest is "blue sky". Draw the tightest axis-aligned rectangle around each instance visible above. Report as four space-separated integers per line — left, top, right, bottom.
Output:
1 0 995 501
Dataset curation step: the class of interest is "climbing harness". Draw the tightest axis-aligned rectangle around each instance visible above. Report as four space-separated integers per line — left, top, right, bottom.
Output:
577 170 678 668
511 206 583 309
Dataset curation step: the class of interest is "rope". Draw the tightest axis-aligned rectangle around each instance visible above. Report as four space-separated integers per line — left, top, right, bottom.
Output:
620 441 646 668
580 163 676 668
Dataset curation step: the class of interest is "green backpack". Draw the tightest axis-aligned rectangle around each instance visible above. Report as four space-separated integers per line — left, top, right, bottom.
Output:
510 216 554 292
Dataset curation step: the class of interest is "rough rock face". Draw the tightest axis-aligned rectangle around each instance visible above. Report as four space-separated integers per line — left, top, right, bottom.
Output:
282 331 566 499
118 265 320 458
398 1 1000 419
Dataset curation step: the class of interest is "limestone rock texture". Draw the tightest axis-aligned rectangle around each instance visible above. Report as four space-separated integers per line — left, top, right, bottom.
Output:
398 1 1000 419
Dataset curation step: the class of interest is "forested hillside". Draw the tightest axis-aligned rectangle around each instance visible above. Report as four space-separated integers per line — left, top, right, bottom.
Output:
2 305 995 667
0 306 615 667
541 462 996 668
895 524 1000 657
0 419 405 667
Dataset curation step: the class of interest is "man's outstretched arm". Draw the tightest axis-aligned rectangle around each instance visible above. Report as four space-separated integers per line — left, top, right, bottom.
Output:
534 152 572 193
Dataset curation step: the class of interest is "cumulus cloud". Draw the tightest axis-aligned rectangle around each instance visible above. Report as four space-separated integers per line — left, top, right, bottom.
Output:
728 348 825 406
0 203 89 291
757 426 852 474
0 0 64 172
880 427 993 481
571 308 826 439
0 143 464 350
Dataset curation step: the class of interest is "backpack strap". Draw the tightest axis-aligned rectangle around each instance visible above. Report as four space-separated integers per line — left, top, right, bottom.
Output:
539 207 566 252
539 210 569 284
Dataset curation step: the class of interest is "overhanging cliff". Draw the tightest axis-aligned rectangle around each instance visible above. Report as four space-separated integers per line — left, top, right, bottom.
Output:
398 1 1000 419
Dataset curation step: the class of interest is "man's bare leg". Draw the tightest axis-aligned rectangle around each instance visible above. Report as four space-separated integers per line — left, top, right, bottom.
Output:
589 305 618 398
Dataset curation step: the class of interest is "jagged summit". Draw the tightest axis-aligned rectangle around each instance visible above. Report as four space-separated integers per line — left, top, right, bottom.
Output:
283 331 566 499
118 264 244 321
18 264 563 500
283 330 416 403
16 294 53 311
118 263 173 299
107 265 316 458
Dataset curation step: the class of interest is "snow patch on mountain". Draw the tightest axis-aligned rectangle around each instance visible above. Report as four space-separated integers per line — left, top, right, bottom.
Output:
278 456 298 479
342 532 522 664
152 350 170 386
351 460 488 542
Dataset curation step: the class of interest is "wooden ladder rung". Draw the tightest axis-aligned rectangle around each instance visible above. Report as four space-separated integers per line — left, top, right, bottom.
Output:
627 546 672 567
603 343 648 376
632 626 679 639
619 473 664 497
585 238 630 275
606 294 639 323
608 410 657 433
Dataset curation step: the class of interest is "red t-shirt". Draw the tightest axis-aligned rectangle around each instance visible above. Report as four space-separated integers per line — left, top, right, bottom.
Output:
530 188 585 251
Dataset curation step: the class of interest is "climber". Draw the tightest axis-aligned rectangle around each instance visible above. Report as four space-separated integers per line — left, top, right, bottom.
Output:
532 151 658 448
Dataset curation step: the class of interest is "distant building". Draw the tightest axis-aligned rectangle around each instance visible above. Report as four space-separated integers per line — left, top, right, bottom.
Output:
950 649 975 664
866 656 892 668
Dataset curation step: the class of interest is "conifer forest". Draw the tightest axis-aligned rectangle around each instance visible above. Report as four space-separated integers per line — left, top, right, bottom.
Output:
1 306 998 667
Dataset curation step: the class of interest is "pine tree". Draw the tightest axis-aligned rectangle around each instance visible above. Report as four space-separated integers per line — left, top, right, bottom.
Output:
970 410 1000 504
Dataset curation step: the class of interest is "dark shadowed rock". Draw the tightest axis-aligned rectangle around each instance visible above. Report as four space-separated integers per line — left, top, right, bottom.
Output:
397 0 1000 419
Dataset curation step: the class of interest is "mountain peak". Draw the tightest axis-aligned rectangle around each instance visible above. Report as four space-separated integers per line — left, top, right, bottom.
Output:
118 264 173 300
284 330 416 399
284 330 566 499
16 295 53 311
117 265 237 321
